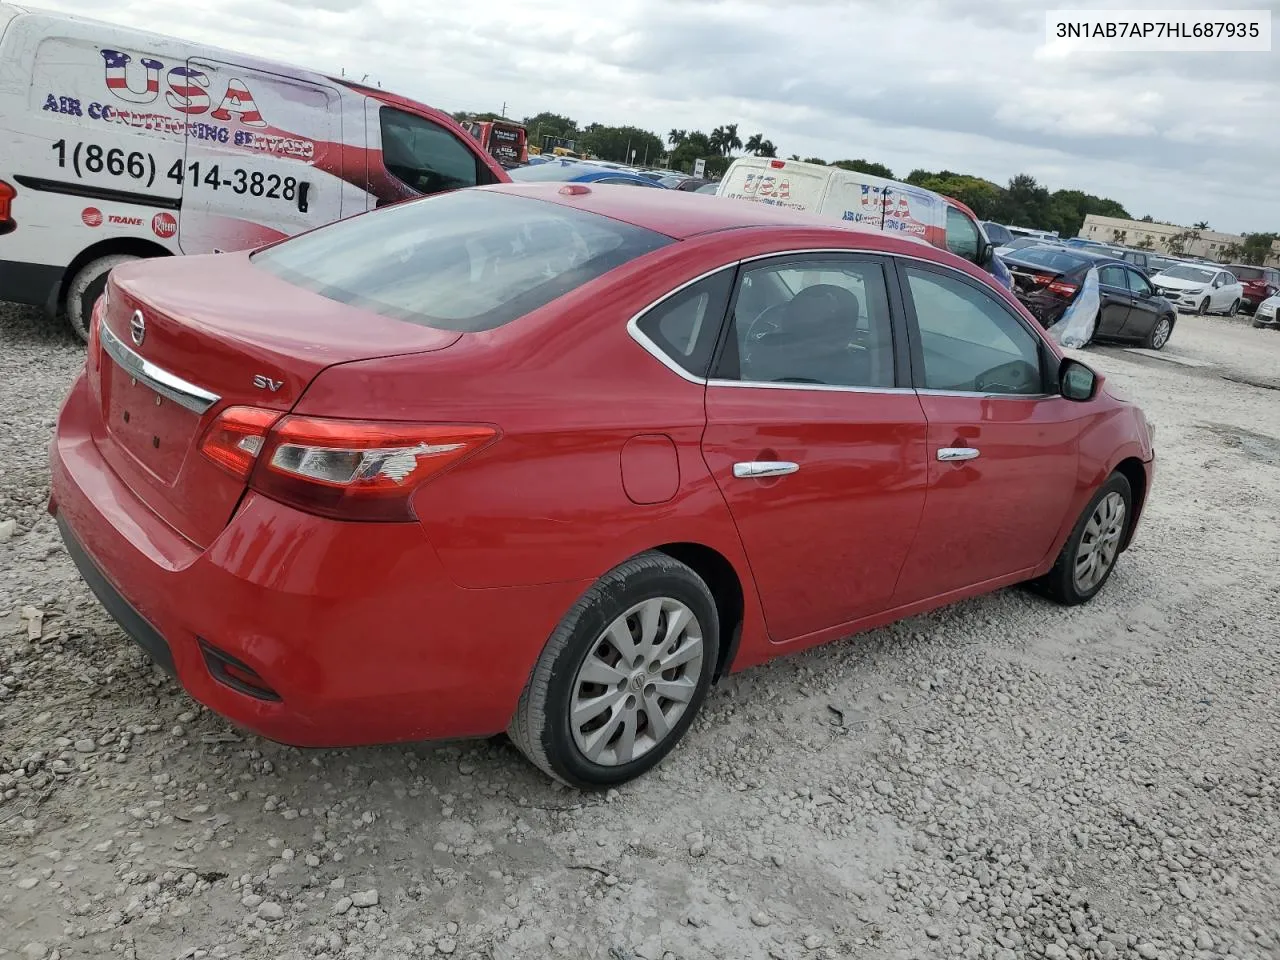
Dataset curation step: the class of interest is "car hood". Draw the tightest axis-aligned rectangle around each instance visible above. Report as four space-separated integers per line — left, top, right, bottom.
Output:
1151 274 1210 290
1258 294 1280 310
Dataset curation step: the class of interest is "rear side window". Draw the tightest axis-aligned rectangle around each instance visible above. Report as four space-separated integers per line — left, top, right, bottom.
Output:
252 190 673 332
635 271 734 377
1098 265 1127 288
380 107 482 194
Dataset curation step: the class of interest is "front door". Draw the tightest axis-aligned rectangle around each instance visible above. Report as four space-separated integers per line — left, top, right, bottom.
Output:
892 262 1081 603
700 254 929 642
1095 264 1135 337
1119 267 1162 339
178 60 343 254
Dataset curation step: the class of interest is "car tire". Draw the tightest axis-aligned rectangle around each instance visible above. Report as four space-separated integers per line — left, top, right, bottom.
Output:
65 254 139 344
1031 473 1132 606
1227 299 1240 317
1145 314 1174 350
509 551 720 788
1197 297 1210 316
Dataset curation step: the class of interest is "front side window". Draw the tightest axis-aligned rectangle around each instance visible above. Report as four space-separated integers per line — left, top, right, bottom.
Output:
904 265 1044 395
716 258 896 389
252 190 672 332
945 207 981 262
379 107 482 195
1125 270 1154 297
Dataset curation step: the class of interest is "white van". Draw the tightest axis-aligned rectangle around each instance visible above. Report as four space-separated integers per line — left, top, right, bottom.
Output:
0 4 508 339
718 157 1011 289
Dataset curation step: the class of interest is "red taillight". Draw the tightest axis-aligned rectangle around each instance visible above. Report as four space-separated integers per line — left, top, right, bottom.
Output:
87 292 104 369
255 417 497 522
200 406 282 479
0 179 16 233
769 159 785 169
1047 280 1079 297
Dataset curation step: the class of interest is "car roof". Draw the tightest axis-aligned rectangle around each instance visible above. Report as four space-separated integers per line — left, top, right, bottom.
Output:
487 182 940 244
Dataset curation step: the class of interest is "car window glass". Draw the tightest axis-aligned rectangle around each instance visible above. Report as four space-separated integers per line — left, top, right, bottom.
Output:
720 258 896 389
1125 270 1153 296
635 270 733 377
904 266 1043 395
1098 265 1127 288
379 107 480 194
945 207 981 262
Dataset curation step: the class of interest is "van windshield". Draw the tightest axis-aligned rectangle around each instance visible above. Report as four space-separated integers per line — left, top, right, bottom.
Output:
380 107 481 194
252 190 673 332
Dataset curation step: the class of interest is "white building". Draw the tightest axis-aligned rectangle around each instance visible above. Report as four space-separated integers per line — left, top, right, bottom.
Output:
1079 215 1280 266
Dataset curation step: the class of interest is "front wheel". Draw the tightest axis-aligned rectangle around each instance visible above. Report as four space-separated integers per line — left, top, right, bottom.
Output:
509 552 720 788
65 254 139 344
1032 473 1133 606
1146 314 1173 350
1197 297 1210 316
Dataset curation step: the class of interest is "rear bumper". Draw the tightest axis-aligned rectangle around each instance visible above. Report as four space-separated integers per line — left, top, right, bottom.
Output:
0 258 63 309
50 373 591 747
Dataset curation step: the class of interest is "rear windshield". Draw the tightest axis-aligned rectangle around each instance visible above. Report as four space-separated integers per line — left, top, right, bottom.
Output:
509 161 597 182
1228 266 1264 281
1006 247 1086 271
1162 265 1215 282
252 190 672 332
1004 237 1044 251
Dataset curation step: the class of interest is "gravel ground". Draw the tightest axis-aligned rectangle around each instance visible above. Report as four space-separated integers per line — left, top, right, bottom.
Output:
1 302 1278 960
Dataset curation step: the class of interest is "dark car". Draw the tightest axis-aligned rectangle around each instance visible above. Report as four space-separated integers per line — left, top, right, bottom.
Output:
676 178 716 192
1004 247 1177 349
1223 264 1280 314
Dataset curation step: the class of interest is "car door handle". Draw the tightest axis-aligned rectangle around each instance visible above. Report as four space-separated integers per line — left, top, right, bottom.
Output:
733 461 799 479
937 447 980 462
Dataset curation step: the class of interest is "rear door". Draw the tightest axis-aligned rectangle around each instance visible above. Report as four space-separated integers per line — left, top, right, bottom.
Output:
1095 264 1134 336
178 59 343 254
891 261 1080 603
718 159 828 212
700 253 929 642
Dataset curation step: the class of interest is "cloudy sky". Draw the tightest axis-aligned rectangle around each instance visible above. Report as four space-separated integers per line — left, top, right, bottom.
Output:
39 0 1280 233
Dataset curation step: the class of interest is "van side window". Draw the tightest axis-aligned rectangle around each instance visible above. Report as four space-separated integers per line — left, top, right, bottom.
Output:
944 207 981 263
379 107 482 195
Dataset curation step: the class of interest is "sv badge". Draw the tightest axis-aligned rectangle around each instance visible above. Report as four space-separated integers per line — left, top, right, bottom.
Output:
252 374 283 392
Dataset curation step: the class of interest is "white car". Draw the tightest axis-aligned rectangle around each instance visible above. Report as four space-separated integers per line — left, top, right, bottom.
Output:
1149 264 1244 316
1253 293 1280 329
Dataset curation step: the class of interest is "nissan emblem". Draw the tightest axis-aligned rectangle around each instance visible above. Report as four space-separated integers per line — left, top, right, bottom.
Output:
130 309 145 347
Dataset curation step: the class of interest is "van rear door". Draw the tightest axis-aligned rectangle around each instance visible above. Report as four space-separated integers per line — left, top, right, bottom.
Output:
177 59 344 254
718 159 828 212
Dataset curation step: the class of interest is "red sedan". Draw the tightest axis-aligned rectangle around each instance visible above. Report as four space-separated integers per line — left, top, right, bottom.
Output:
50 184 1155 787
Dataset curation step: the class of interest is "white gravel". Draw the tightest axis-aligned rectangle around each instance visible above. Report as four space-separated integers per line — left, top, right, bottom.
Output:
1 301 1278 960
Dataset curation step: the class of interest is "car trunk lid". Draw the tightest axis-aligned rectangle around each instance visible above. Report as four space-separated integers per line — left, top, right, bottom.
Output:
89 253 461 548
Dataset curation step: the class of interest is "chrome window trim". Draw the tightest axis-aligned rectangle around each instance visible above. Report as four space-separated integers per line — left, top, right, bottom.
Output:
99 321 221 415
625 246 1052 398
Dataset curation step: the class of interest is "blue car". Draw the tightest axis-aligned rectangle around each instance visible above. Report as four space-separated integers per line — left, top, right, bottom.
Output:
508 160 668 188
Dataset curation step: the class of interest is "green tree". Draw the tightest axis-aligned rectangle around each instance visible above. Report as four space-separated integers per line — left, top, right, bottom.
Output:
756 140 778 158
994 174 1054 229
745 133 764 155
522 111 578 151
667 129 688 148
802 156 828 165
788 153 801 161
915 174 1002 221
1194 220 1210 230
1140 214 1154 222
1240 232 1280 265
831 158 895 179
577 125 664 165
1134 236 1155 250
669 130 715 175
1045 189 1129 240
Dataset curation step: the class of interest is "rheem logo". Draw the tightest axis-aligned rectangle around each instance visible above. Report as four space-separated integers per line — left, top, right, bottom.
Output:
152 212 177 239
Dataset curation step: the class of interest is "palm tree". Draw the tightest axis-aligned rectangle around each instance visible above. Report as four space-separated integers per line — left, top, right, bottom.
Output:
667 129 687 148
745 133 764 155
708 126 727 156
788 153 801 161
757 139 777 158
1194 220 1209 230
723 122 743 155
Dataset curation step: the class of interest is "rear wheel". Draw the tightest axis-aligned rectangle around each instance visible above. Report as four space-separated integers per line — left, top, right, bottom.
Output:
1197 297 1210 316
1227 299 1240 317
65 254 138 344
509 552 719 788
1146 314 1173 350
1032 473 1132 606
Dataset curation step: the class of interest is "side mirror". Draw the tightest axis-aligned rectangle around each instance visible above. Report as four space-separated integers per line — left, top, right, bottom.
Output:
977 240 995 266
1060 357 1097 401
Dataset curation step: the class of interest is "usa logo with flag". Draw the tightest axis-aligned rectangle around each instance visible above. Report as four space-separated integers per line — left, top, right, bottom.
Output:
101 49 164 104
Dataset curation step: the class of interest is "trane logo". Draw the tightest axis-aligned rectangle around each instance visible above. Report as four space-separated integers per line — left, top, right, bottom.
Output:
108 215 143 226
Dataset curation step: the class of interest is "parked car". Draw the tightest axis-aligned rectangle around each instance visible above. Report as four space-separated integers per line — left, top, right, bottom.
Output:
717 157 1011 289
995 236 1050 258
1004 246 1177 349
51 184 1156 787
1149 264 1244 316
675 178 716 192
509 160 667 188
0 3 507 341
1252 293 1279 329
693 182 719 194
1223 264 1280 314
982 221 1014 246
1082 245 1153 272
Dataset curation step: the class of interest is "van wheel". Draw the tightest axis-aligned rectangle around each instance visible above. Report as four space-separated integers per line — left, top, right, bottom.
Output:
66 254 138 344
